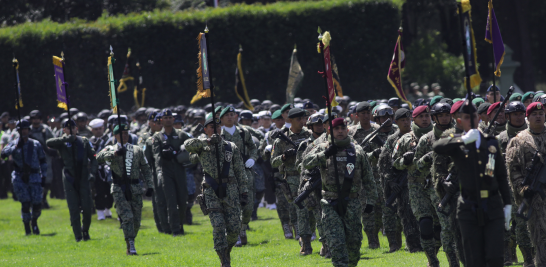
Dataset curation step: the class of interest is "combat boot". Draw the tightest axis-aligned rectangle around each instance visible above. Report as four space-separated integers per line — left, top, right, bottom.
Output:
31 218 40 235
185 207 193 225
320 242 331 258
365 230 380 249
292 224 300 240
300 235 313 256
424 245 440 267
24 222 31 236
386 231 401 253
240 229 248 245
520 246 535 267
127 239 137 255
234 236 243 247
125 240 130 255
83 231 90 241
282 224 293 239
216 248 230 267
445 249 460 267
504 240 513 266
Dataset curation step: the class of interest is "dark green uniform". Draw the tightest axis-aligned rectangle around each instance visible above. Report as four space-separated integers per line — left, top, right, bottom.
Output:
46 134 97 240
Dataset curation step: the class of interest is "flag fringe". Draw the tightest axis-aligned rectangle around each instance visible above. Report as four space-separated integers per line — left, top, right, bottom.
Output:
196 33 211 98
236 52 254 111
494 51 505 77
57 101 67 110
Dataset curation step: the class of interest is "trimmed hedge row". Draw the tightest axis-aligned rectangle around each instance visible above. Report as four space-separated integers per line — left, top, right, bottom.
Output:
0 0 400 115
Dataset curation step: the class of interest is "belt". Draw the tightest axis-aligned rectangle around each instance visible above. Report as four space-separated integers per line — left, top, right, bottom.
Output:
322 190 358 200
14 166 39 174
461 189 499 200
285 171 299 176
113 179 140 185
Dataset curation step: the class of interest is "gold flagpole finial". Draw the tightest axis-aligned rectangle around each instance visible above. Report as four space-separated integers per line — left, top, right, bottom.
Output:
61 51 65 61
317 26 323 40
204 25 209 33
110 45 114 57
239 44 243 52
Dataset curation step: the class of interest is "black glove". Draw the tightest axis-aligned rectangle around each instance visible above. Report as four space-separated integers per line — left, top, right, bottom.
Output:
422 151 433 163
41 177 46 187
364 204 374 214
442 179 458 195
389 181 402 194
324 145 338 158
145 188 154 197
208 134 220 145
523 186 535 199
283 148 297 158
116 146 127 156
240 194 249 207
372 148 381 158
403 152 415 165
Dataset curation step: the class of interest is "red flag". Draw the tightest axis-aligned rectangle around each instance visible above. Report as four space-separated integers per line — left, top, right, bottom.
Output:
387 29 412 109
320 31 338 107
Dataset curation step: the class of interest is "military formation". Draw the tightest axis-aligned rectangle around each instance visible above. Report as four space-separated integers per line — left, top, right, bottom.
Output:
3 86 546 267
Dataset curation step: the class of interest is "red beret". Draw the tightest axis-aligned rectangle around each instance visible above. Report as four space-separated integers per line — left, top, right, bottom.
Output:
487 102 501 115
450 100 464 114
526 102 544 117
412 105 430 118
330 118 346 128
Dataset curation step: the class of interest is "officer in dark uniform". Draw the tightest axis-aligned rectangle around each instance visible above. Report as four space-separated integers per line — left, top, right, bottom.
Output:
28 110 55 209
74 112 92 138
433 100 512 267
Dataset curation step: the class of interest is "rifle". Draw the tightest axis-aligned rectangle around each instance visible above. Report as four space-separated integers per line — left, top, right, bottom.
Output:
516 150 546 221
294 168 321 209
385 142 417 211
360 118 391 149
437 173 455 216
270 129 298 149
485 86 513 135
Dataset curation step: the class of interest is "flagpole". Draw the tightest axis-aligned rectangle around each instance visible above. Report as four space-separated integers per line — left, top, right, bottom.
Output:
12 56 26 169
203 26 224 198
59 52 79 183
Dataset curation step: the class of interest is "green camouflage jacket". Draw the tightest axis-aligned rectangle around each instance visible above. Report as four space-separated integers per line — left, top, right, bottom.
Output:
271 128 311 176
96 143 154 190
221 126 257 163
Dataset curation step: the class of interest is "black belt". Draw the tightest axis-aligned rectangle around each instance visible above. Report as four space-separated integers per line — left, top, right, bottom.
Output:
14 166 39 174
113 179 140 185
461 189 499 200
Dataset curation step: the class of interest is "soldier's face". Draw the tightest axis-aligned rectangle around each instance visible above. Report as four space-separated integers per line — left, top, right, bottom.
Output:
523 99 533 107
332 125 348 140
479 112 488 123
528 110 545 128
457 113 479 132
91 126 104 137
204 124 221 137
507 111 525 128
63 126 77 135
30 118 41 127
311 123 324 135
221 112 237 127
273 118 284 128
414 113 431 128
356 110 371 124
282 110 290 121
173 122 182 129
289 116 304 130
240 119 252 126
115 131 129 144
151 121 163 132
19 128 29 137
76 120 87 129
395 117 411 133
434 113 451 126
487 92 500 103
161 116 174 127
487 107 506 124
259 117 272 128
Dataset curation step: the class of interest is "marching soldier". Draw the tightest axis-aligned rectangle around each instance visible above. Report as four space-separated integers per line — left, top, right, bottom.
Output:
303 118 377 267
89 119 114 220
478 102 506 136
412 103 460 266
433 100 512 267
152 109 191 236
1 120 47 235
74 112 92 138
28 110 55 209
46 120 97 242
219 106 258 246
506 102 546 266
271 108 312 249
97 124 154 255
185 116 248 267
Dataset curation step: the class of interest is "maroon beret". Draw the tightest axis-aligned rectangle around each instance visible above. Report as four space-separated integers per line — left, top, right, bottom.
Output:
487 102 501 115
450 100 464 114
330 118 346 129
526 102 545 117
412 105 430 118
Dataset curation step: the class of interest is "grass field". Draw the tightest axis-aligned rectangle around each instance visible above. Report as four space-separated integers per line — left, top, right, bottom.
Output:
0 196 518 266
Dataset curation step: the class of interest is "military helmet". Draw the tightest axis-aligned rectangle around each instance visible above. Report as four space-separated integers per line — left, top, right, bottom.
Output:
29 110 42 119
505 101 526 114
373 104 394 118
74 112 88 121
306 114 325 126
388 97 400 108
16 119 31 130
431 102 452 115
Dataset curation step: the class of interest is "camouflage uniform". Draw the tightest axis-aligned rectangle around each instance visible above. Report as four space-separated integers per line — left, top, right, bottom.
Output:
221 125 257 239
413 125 459 266
184 137 248 265
271 127 311 238
96 143 153 240
1 137 47 224
506 128 546 265
498 123 533 265
138 131 169 233
303 136 378 267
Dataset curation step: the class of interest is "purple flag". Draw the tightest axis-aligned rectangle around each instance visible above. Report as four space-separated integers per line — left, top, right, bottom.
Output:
485 0 505 77
53 56 68 110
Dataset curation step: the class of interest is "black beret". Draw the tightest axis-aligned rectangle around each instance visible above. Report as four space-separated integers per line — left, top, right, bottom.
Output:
477 102 491 115
394 108 411 120
356 101 372 112
459 100 477 115
288 108 305 118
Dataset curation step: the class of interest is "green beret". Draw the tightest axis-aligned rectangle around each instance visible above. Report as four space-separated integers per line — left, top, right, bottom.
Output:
522 92 535 103
369 101 378 110
280 103 293 113
113 124 128 135
453 98 462 103
509 93 523 102
204 116 220 127
220 106 236 118
288 108 305 118
271 110 283 120
472 98 484 107
429 95 444 107
214 106 223 114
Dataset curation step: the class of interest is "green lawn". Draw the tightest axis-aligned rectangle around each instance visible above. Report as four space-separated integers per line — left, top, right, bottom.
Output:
0 195 515 266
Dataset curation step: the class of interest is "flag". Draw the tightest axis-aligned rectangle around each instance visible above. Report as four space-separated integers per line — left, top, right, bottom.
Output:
117 48 134 93
461 0 482 89
133 61 146 108
107 56 118 114
485 0 505 77
52 56 68 110
319 31 338 108
235 48 254 111
331 54 343 97
195 33 212 102
387 29 412 109
286 46 304 104
13 59 23 109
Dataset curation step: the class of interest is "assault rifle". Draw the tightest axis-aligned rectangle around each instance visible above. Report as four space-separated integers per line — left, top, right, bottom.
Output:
294 168 321 209
437 173 455 216
385 144 417 211
516 151 546 221
484 86 513 135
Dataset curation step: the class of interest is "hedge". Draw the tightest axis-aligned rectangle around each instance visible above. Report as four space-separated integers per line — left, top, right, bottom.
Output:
0 0 400 115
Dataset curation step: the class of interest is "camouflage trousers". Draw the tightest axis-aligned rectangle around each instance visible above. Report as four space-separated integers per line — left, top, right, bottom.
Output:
204 184 241 250
241 168 255 230
321 197 363 267
297 198 317 237
13 179 42 223
112 185 143 240
274 183 291 225
409 182 455 257
504 193 532 248
361 182 400 233
392 186 420 243
286 175 300 234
